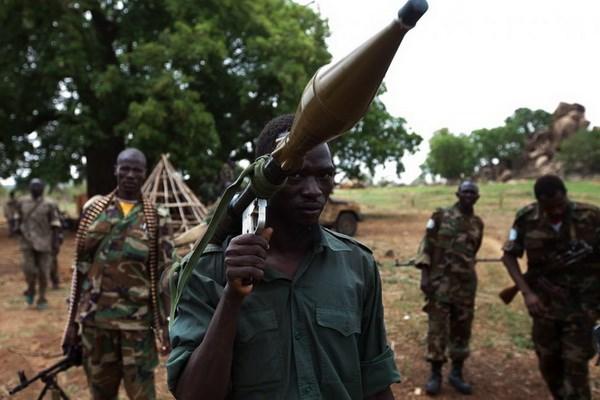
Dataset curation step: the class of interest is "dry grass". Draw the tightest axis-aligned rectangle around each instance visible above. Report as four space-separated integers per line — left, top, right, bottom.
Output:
2 182 600 399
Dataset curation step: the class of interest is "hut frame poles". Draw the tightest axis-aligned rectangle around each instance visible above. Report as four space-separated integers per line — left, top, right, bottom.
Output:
142 154 208 236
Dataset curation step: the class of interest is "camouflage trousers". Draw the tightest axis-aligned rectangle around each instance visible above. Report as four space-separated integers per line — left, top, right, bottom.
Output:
21 248 52 304
81 325 158 400
532 316 595 400
424 299 474 363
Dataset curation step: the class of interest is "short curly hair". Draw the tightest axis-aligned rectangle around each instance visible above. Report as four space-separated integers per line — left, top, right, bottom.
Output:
254 114 294 159
534 174 567 200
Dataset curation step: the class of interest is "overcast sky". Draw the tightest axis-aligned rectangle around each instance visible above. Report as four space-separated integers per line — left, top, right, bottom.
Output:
4 1 598 187
305 0 600 183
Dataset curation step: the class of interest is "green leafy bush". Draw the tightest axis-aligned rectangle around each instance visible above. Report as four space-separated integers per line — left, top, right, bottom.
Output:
558 129 600 174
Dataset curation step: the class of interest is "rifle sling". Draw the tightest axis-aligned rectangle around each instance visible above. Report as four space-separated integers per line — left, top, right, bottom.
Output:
169 159 259 321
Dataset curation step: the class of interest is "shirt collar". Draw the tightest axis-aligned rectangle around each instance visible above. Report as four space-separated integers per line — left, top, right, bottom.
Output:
261 226 351 282
532 200 574 221
316 226 352 253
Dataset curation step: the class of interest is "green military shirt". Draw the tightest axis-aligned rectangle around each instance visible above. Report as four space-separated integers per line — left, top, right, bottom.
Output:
415 203 484 304
167 227 400 399
17 196 62 253
78 198 170 330
502 201 600 320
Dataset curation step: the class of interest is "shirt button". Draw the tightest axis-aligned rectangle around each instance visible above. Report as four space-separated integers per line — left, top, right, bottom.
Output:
294 331 301 340
303 387 312 394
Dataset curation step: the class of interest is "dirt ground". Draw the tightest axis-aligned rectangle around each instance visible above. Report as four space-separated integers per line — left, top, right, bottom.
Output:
0 212 599 399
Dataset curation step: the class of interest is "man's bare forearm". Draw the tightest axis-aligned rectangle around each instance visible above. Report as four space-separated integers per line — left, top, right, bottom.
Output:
175 286 244 400
501 253 533 295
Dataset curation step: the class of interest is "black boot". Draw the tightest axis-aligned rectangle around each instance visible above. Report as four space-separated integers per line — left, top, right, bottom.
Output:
448 361 472 395
425 361 443 396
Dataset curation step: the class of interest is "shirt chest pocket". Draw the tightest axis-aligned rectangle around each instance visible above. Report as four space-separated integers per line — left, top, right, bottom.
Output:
123 228 150 263
233 309 282 388
315 307 362 383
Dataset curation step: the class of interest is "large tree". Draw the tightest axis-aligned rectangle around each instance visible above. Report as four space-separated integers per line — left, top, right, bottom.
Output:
423 129 477 181
470 126 523 169
330 86 421 181
558 128 600 175
469 107 553 171
504 107 552 137
1 0 419 195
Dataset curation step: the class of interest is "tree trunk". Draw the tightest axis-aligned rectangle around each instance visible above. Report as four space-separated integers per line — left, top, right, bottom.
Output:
85 136 124 197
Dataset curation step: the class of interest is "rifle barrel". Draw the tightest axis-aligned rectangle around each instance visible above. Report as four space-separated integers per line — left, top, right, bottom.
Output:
394 257 501 267
8 355 76 395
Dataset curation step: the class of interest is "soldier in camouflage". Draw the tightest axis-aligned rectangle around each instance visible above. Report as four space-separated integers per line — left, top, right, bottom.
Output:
502 175 600 400
15 178 62 309
62 148 171 400
415 181 484 396
3 190 19 236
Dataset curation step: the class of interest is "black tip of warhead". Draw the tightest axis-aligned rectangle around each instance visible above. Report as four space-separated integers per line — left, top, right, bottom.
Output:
398 0 429 27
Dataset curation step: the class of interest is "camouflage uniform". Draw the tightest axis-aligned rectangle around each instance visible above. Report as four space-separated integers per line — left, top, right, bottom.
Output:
77 197 171 400
16 196 62 305
503 201 600 400
3 196 18 235
50 212 65 288
416 203 484 363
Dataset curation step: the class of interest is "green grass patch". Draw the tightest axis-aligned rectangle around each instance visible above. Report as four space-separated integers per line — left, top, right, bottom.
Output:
335 180 600 215
482 302 532 350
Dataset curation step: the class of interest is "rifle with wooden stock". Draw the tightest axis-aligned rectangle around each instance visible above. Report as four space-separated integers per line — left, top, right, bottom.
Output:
498 240 594 305
394 257 500 267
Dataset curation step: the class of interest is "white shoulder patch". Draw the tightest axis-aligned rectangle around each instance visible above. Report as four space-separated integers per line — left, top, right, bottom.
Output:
426 218 436 230
508 228 518 241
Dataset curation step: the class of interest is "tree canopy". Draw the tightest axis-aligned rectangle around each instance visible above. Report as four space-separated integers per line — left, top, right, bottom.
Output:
329 86 422 181
423 107 555 181
1 0 420 196
504 107 552 137
558 128 600 175
470 126 523 169
423 129 477 181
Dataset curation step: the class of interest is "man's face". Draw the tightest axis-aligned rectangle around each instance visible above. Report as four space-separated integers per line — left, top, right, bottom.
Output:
456 184 479 208
115 157 146 196
269 144 334 226
538 191 568 223
29 181 44 198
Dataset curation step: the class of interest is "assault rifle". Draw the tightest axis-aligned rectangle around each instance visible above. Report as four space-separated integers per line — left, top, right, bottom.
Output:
394 257 500 267
8 347 82 399
499 240 594 305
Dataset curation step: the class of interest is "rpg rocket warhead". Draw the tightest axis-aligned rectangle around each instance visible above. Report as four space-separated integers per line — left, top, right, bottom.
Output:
169 0 429 315
272 0 429 171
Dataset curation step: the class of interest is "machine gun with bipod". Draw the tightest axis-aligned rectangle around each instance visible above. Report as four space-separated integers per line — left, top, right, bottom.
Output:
8 347 82 399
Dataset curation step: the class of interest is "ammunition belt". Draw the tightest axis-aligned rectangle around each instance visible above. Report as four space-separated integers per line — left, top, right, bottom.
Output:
61 192 114 348
141 197 166 349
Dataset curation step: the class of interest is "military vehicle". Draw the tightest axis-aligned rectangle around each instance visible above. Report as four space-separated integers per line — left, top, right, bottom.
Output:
319 197 363 236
